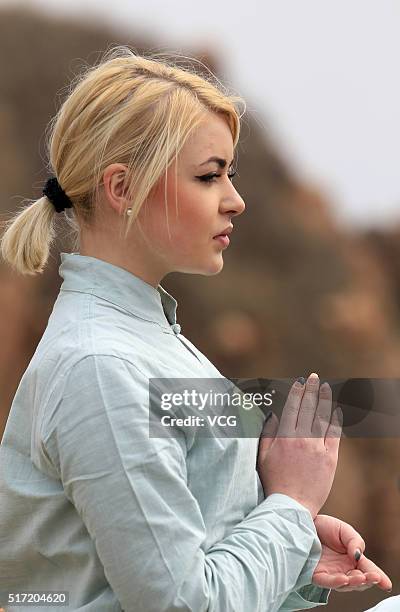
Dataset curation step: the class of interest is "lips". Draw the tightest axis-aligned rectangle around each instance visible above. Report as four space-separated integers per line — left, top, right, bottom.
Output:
214 234 230 247
213 225 233 238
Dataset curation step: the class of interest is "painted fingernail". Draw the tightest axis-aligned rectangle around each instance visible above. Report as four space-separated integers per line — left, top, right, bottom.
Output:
354 549 362 561
263 411 273 426
386 588 392 593
296 377 305 385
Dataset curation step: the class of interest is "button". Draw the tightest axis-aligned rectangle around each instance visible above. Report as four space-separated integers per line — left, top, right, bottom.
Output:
171 323 181 334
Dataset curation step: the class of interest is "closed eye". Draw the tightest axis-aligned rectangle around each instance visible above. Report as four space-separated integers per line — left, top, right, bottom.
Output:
196 170 237 184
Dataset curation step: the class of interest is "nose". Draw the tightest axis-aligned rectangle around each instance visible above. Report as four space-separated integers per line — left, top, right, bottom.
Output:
220 187 246 217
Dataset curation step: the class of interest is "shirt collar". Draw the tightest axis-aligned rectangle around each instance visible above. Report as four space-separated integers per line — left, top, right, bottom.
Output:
58 252 178 328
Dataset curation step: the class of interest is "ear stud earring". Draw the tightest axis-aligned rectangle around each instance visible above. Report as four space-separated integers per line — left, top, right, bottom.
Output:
126 207 132 216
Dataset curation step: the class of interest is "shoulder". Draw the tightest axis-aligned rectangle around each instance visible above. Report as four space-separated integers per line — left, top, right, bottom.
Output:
41 353 150 430
39 351 164 472
55 352 149 398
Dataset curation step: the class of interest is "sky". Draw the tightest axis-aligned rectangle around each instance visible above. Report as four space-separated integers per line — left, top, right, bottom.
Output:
3 0 400 228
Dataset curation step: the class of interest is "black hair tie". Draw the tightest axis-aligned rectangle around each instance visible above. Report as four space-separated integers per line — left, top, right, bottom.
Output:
42 176 73 213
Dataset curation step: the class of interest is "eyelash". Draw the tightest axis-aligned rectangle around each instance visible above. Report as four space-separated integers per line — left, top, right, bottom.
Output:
197 170 237 183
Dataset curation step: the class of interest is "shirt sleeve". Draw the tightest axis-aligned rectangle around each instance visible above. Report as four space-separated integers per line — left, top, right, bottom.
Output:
42 354 329 612
278 585 330 610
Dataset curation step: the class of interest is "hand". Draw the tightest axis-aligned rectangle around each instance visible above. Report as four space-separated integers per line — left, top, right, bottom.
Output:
312 515 392 592
257 373 342 519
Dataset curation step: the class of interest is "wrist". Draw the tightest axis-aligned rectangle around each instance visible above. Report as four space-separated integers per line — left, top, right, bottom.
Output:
267 489 318 519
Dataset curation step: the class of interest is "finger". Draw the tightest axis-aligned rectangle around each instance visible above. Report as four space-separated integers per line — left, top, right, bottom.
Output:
335 573 381 593
312 381 332 439
357 556 393 591
346 569 367 578
296 372 320 434
335 520 366 561
344 569 369 588
257 412 279 469
313 572 350 589
340 569 392 591
335 583 374 592
364 572 383 583
277 378 306 436
325 405 343 454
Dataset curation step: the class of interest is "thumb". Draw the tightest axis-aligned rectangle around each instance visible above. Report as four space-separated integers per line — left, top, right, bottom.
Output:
339 521 366 562
257 411 279 469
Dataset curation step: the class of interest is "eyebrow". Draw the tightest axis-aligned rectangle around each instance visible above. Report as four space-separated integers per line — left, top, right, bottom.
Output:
199 156 234 168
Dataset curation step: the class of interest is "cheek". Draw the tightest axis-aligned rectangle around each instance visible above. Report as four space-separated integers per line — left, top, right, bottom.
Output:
136 180 211 249
171 206 212 251
171 185 214 235
163 184 204 238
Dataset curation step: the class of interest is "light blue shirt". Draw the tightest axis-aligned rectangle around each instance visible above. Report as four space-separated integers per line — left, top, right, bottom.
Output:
0 252 330 611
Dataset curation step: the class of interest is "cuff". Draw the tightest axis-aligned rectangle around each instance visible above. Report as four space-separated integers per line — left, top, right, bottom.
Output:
279 585 331 610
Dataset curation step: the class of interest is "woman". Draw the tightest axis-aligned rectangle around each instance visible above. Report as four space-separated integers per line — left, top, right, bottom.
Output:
0 46 391 611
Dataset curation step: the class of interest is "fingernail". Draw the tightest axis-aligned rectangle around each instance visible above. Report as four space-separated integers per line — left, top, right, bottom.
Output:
261 411 273 436
372 581 379 585
296 377 305 385
386 588 392 593
354 549 362 561
309 372 319 380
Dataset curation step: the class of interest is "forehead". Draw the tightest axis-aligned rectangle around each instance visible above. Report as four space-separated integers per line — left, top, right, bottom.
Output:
182 113 234 166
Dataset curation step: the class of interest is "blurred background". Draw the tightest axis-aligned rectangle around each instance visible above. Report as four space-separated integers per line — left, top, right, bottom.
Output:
0 1 399 609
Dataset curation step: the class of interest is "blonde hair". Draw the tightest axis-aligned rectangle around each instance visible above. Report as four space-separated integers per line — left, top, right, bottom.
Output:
0 45 246 276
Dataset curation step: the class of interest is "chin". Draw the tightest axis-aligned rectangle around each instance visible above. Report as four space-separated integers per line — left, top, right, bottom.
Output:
178 256 224 276
202 257 224 276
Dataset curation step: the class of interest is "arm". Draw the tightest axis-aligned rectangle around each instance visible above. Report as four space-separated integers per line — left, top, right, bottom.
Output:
42 354 328 612
255 474 330 611
278 585 330 611
261 495 331 611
